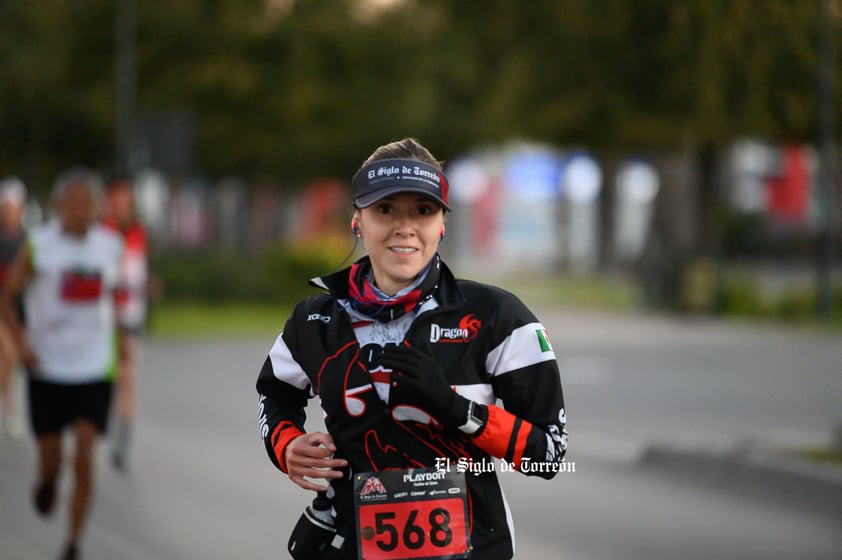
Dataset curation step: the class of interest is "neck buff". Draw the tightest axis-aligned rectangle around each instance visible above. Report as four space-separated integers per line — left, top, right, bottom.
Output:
347 254 441 323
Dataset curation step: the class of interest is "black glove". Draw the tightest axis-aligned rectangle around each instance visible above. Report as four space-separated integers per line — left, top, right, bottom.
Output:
379 345 470 428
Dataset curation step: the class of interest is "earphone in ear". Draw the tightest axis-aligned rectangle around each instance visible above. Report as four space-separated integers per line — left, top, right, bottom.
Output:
440 228 446 239
351 221 360 237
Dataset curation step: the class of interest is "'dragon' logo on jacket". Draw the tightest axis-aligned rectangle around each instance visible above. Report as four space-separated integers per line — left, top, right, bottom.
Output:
429 313 482 343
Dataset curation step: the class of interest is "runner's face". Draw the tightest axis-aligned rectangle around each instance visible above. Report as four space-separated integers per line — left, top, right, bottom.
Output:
106 183 135 226
356 193 445 295
59 183 97 236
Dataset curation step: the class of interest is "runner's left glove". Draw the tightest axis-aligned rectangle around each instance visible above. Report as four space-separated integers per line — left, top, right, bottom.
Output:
380 345 470 428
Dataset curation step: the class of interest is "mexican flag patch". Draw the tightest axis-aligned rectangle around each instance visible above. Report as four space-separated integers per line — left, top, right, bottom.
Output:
536 328 553 352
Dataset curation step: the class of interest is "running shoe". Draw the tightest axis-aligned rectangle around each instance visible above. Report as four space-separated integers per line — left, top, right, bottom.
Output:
33 479 57 516
111 445 128 472
59 543 78 560
111 421 131 472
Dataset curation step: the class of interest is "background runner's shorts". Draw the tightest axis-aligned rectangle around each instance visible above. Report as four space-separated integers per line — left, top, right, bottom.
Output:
27 379 113 435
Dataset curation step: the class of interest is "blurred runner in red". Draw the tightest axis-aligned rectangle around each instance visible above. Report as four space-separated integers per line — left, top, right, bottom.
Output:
101 176 150 471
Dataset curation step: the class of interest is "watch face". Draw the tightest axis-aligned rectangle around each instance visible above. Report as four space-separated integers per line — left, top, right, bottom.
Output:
458 402 486 435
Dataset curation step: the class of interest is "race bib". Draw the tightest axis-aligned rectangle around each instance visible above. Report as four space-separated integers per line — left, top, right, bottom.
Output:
354 467 471 559
61 270 103 302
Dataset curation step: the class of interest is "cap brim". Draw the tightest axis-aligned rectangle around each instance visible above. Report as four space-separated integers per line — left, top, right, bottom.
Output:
354 186 451 211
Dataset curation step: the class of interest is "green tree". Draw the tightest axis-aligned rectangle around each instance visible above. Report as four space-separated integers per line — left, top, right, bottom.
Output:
0 1 113 190
1 0 838 187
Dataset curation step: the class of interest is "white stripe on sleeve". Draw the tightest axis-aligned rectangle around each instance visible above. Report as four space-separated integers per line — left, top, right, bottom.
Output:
486 322 557 377
269 333 311 391
453 383 495 406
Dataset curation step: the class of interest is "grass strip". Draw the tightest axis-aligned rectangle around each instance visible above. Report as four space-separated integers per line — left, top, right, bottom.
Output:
146 302 291 339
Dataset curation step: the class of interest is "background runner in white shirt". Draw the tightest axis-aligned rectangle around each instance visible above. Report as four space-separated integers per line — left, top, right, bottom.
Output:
0 168 124 560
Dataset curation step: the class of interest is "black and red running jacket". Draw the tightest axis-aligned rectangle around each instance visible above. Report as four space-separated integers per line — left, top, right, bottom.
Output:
256 260 567 559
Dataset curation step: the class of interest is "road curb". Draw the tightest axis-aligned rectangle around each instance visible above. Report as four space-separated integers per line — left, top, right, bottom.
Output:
639 445 842 517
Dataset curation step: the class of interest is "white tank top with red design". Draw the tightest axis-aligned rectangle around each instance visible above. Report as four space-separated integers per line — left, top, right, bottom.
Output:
24 221 124 384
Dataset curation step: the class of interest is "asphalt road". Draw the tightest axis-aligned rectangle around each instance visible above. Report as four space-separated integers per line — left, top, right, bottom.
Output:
1 310 840 559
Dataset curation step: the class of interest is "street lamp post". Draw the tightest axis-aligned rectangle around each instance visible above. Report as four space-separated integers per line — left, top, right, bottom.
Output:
816 0 837 320
114 0 137 176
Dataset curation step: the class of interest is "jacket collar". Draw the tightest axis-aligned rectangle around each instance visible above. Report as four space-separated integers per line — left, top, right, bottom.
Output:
310 255 466 313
